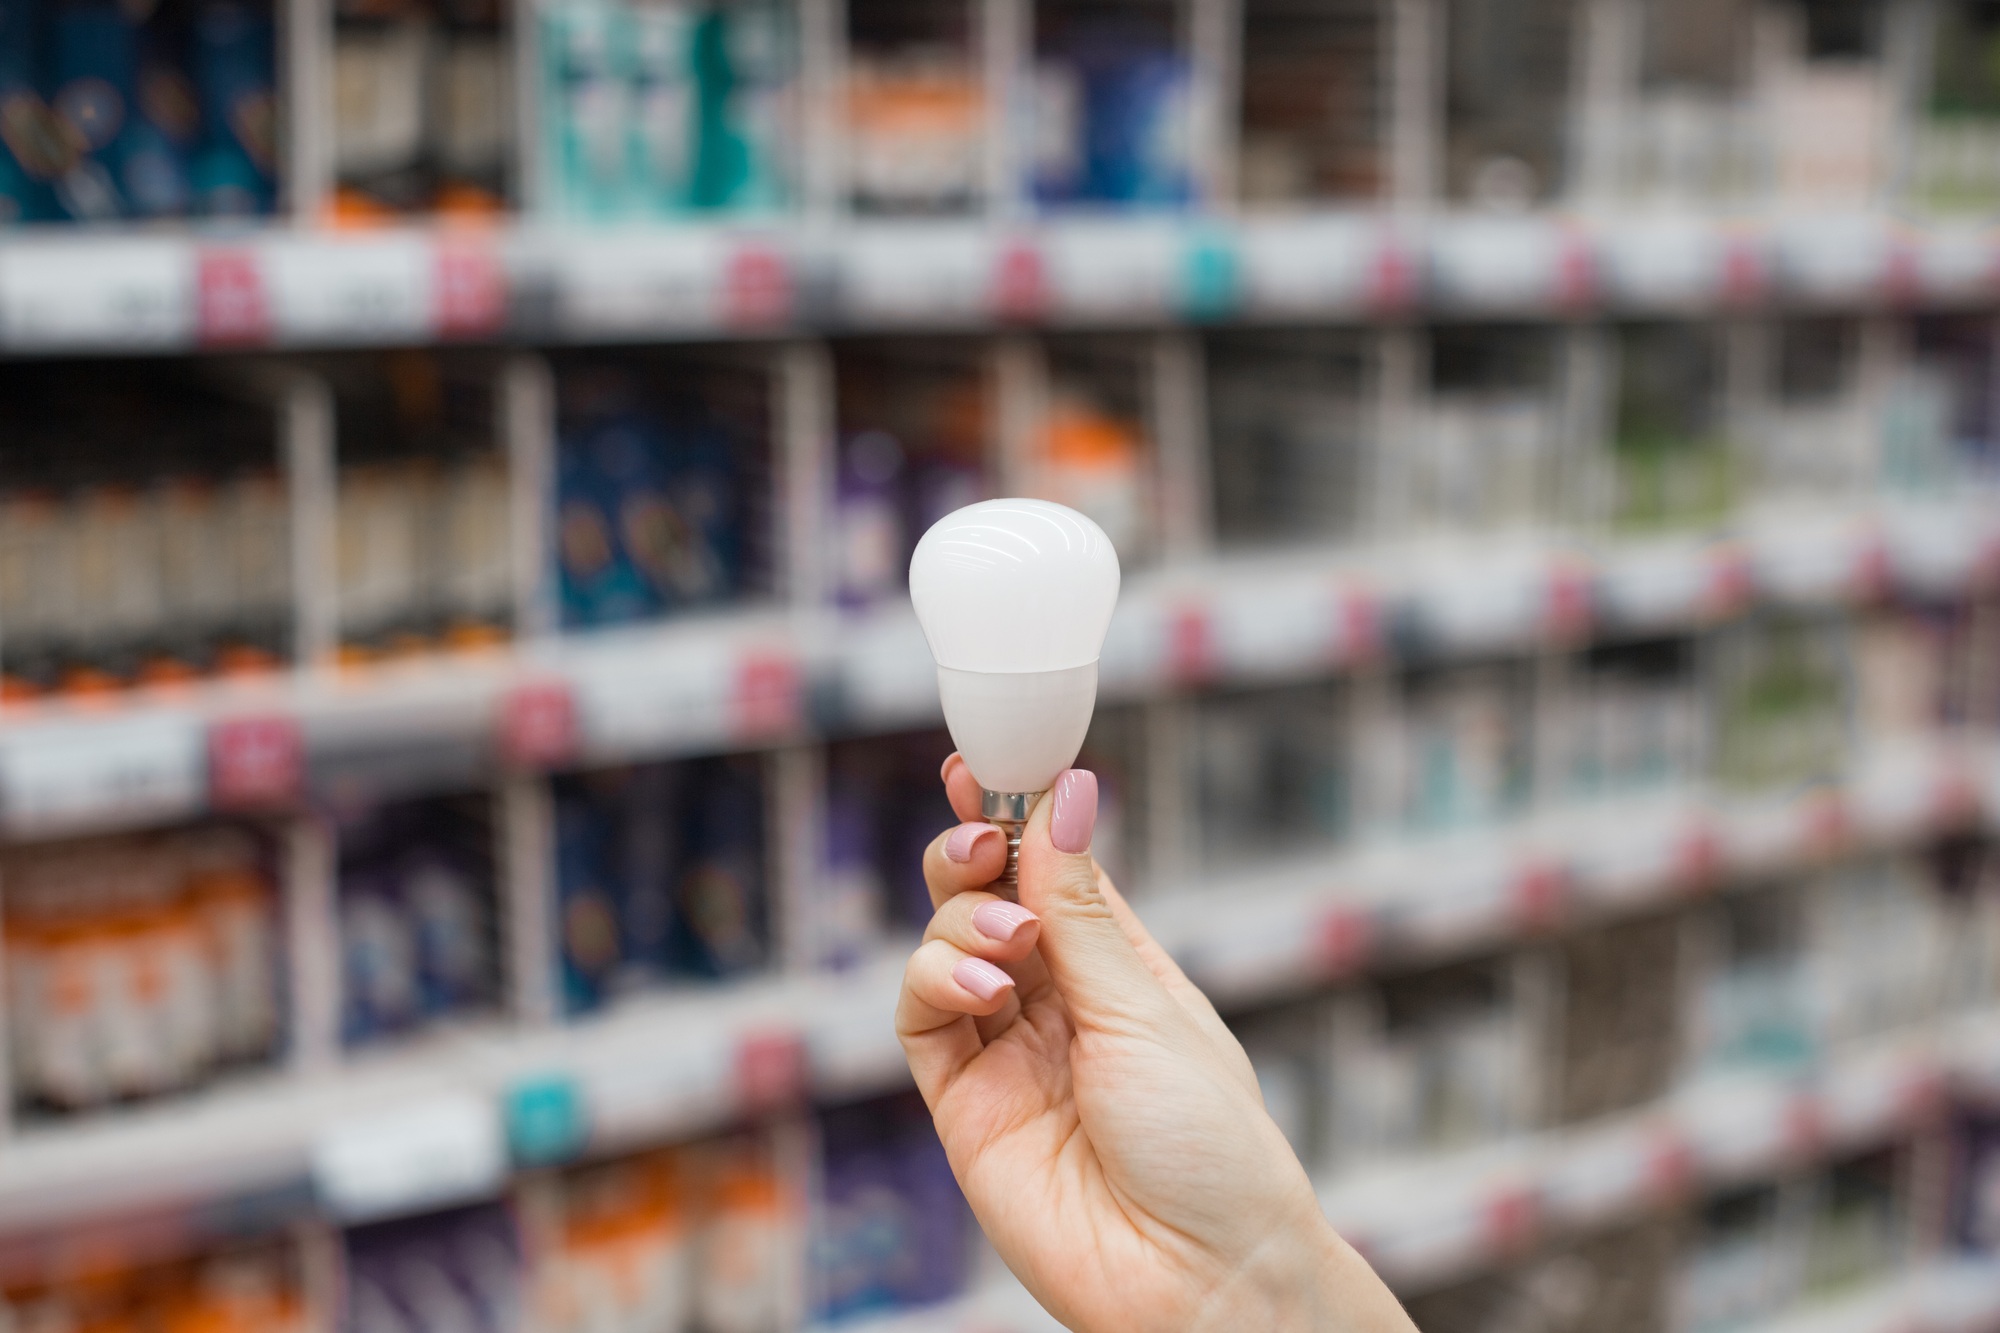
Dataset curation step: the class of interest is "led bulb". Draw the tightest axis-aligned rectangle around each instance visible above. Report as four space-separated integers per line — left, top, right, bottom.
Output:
910 499 1121 894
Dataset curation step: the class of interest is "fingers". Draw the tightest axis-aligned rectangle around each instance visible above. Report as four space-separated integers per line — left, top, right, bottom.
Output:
1016 769 1185 1038
896 938 1020 1102
923 819 1010 908
940 752 986 824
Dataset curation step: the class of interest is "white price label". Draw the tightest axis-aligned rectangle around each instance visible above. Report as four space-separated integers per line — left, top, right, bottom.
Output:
552 230 729 335
1236 216 1382 315
1428 217 1567 311
265 234 430 343
840 223 993 325
1596 221 1728 310
1212 575 1344 679
567 627 740 759
1773 214 1894 302
583 1032 735 1149
835 607 938 728
0 238 193 349
0 713 207 836
312 1094 506 1223
1041 219 1177 321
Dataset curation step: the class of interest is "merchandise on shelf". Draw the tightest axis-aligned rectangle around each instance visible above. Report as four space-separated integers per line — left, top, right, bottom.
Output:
331 0 513 221
1236 0 1384 205
1030 0 1193 209
345 1201 522 1332
1564 637 1703 799
1442 0 1576 207
0 0 278 224
330 353 514 661
1686 881 1815 1075
2 825 283 1117
830 342 990 608
533 1134 803 1332
0 1237 308 1332
1556 912 1681 1123
555 355 769 632
1758 0 1894 207
0 362 288 701
820 731 955 967
1709 611 1851 794
1190 680 1348 872
1610 323 1737 532
1802 1146 1907 1299
1206 329 1374 548
555 754 768 1016
1415 326 1563 534
538 0 796 220
1033 336 1157 561
1402 1219 1679 1333
1589 0 1764 207
1956 1108 2000 1251
1371 661 1534 835
814 1092 974 1323
1326 955 1540 1170
845 0 985 214
1917 0 2000 212
1747 316 1884 508
337 792 500 1046
1905 315 2000 490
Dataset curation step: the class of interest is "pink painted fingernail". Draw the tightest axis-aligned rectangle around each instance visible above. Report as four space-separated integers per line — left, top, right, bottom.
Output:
972 900 1038 942
945 822 1002 863
953 957 1013 1001
1050 769 1097 855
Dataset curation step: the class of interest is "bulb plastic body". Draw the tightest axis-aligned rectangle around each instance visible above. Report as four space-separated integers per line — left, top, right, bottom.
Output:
910 499 1121 890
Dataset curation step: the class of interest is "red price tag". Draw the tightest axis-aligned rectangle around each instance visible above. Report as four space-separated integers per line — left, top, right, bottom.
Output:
498 680 578 770
724 244 792 328
1366 238 1418 312
1720 235 1765 306
991 241 1048 321
1703 546 1755 619
1883 241 1921 307
1483 1188 1539 1258
209 715 303 811
196 248 271 346
1340 590 1383 663
1932 766 1981 833
1646 1133 1695 1202
1543 563 1594 643
1512 862 1566 932
1168 604 1216 685
1673 824 1724 894
735 1029 807 1114
1804 789 1852 858
433 241 507 338
1850 536 1893 602
1554 230 1596 311
1314 907 1373 979
1783 1093 1824 1161
732 651 801 740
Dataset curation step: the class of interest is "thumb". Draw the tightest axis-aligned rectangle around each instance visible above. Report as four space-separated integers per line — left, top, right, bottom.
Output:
1017 769 1180 1034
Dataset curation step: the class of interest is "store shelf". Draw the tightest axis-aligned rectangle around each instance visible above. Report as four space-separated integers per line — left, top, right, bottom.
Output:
0 211 1992 355
1735 1258 2000 1333
6 498 1988 841
1 726 1987 1251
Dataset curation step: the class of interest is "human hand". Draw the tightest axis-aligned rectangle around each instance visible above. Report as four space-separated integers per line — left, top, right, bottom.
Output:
897 755 1416 1333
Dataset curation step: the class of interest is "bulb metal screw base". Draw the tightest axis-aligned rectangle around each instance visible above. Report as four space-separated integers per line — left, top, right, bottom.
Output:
980 789 1044 900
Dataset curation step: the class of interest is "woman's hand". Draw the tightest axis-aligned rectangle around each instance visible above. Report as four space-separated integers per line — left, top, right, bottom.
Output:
897 755 1416 1333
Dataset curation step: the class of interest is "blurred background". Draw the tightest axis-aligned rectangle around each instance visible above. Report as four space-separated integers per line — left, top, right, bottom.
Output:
1 0 2000 1329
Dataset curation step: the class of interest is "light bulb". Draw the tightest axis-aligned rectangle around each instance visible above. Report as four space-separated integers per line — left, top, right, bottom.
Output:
909 498 1122 895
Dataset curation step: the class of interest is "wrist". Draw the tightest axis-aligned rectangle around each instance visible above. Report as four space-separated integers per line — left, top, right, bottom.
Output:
1188 1214 1413 1333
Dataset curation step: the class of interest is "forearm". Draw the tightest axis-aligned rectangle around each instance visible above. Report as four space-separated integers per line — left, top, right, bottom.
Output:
1189 1221 1418 1333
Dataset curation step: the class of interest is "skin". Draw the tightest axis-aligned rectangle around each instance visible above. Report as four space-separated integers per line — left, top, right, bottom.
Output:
897 754 1419 1333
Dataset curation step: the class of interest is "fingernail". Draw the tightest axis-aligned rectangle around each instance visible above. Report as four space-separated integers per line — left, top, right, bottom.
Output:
939 752 963 783
1050 768 1098 855
953 957 1014 1002
972 900 1038 942
945 822 1002 864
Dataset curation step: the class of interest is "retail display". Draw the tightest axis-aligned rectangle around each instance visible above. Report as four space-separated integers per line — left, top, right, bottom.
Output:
5 2 2000 1329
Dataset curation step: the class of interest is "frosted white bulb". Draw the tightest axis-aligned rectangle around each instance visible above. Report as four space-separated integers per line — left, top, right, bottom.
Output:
909 498 1121 801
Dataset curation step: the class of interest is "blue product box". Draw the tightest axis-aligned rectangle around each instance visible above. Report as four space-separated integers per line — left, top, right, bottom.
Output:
190 0 275 216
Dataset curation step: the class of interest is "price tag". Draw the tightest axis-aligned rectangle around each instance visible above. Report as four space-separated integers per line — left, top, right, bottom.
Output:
1913 222 2000 304
730 649 803 741
497 679 578 770
569 627 795 760
554 230 727 336
838 223 992 326
0 237 193 349
1428 217 1567 313
1234 216 1383 316
0 713 206 836
990 239 1049 321
1511 861 1567 931
312 1094 507 1223
722 241 793 327
265 234 429 343
1179 230 1240 320
504 1075 588 1166
831 607 939 729
735 1029 808 1114
1041 219 1177 322
196 247 272 345
1595 219 1730 311
433 238 509 337
209 714 305 812
1314 906 1373 978
1166 604 1216 686
1543 562 1595 642
1773 214 1896 305
1212 576 1345 679
1481 1187 1540 1258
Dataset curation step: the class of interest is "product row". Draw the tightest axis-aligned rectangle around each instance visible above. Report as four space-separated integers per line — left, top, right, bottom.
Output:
19 0 2000 226
4 600 1991 1118
5 318 1997 698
